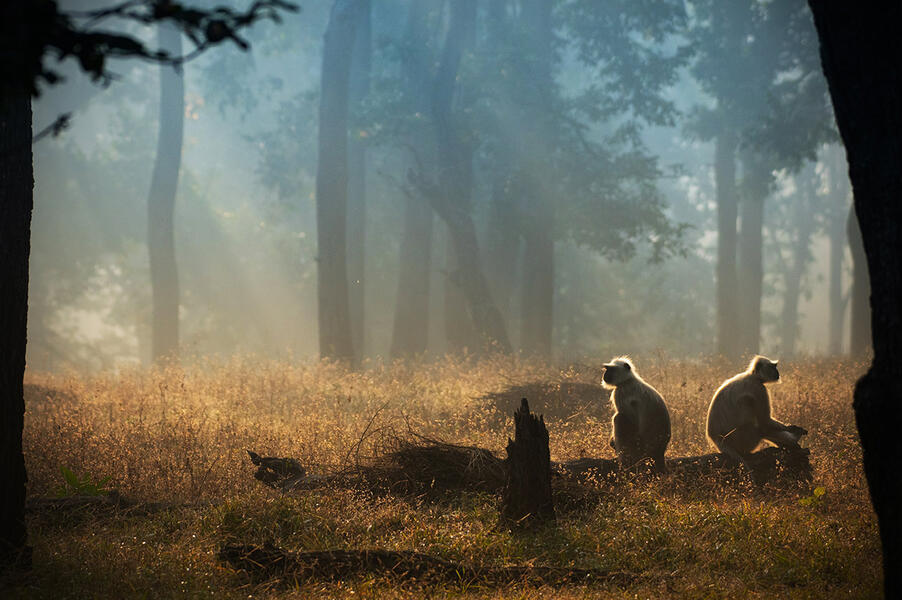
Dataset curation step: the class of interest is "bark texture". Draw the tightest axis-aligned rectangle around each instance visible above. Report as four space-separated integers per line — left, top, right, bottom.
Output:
808 3 902 595
147 23 184 363
315 0 361 363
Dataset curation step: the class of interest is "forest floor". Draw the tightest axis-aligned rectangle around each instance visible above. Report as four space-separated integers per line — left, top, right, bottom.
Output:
4 356 882 599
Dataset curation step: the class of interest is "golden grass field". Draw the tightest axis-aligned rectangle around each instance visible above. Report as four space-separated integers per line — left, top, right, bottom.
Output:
7 356 883 598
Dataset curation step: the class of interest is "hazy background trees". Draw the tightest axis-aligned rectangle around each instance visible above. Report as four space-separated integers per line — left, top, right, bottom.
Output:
28 0 857 371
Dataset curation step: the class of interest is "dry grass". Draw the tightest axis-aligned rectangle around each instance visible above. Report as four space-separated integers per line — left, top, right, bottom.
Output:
7 355 882 598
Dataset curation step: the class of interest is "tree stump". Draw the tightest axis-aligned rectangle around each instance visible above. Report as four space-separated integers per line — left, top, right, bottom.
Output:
501 398 555 528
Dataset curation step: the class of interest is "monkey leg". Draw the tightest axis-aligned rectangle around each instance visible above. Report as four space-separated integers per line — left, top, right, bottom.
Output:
761 419 807 447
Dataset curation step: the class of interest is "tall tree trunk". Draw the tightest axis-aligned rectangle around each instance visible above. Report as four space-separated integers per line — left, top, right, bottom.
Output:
780 175 816 357
738 154 768 356
483 0 520 337
444 234 478 353
347 0 370 359
429 0 511 354
827 148 849 355
714 131 740 358
808 3 902 596
0 66 32 569
390 0 436 358
519 0 554 357
847 206 871 355
390 195 434 357
147 23 184 364
315 0 360 363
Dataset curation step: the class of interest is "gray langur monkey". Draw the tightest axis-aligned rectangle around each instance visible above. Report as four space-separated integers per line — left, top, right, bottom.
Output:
603 357 671 472
706 355 807 469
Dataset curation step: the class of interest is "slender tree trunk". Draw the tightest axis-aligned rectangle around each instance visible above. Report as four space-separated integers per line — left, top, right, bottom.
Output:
0 71 32 569
390 195 433 357
147 23 184 364
315 0 361 363
483 0 520 336
808 3 902 596
738 153 768 356
444 234 478 353
390 0 436 358
347 0 370 359
714 131 740 358
828 149 849 355
429 0 511 354
519 0 554 357
780 177 816 357
847 206 871 355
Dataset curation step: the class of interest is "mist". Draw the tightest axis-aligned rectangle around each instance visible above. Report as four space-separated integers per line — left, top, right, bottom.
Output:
29 0 852 372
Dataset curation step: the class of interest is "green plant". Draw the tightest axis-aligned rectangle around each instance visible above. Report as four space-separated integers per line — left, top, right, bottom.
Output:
799 486 827 507
55 466 112 497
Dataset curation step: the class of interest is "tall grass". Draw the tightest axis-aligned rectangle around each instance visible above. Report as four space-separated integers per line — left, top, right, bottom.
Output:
11 356 881 598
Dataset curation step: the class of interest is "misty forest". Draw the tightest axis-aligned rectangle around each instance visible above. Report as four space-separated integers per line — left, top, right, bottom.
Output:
3 1 902 598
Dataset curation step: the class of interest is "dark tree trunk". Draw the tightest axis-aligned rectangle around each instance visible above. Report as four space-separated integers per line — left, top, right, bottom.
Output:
501 399 555 528
429 0 511 354
808 3 902 595
147 23 184 364
315 0 361 363
346 0 370 360
519 0 554 358
847 206 871 356
714 131 740 358
0 85 32 571
390 195 433 357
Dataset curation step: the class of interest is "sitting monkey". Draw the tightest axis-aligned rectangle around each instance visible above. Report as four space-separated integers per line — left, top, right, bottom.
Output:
603 357 671 472
706 355 807 469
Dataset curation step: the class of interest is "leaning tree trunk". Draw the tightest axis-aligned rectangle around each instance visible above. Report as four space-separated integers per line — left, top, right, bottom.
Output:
147 22 184 364
429 0 511 354
714 131 741 358
0 72 32 570
847 206 871 356
315 0 361 363
346 0 370 359
519 0 554 358
390 0 436 359
808 3 902 596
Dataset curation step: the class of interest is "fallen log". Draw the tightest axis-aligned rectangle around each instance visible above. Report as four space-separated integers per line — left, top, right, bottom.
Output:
218 543 636 586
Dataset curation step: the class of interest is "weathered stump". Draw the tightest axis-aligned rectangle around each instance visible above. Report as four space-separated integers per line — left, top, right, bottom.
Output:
501 398 555 528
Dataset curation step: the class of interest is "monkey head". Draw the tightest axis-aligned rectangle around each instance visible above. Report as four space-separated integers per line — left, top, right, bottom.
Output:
602 357 635 387
749 355 780 383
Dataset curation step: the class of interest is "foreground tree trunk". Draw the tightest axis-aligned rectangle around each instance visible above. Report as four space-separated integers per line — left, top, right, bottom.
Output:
714 131 740 358
346 0 370 360
808 3 902 595
0 84 32 571
315 0 361 363
847 206 871 356
147 22 184 363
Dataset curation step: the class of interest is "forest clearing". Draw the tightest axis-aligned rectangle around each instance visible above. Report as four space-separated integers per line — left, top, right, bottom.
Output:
12 356 880 598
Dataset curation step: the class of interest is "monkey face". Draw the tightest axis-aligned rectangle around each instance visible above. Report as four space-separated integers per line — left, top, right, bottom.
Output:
603 358 633 386
753 356 780 382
